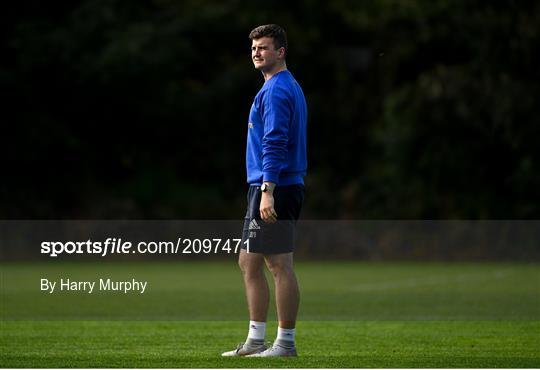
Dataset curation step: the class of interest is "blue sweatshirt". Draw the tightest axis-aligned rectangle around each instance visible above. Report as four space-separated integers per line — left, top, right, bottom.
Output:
246 70 307 186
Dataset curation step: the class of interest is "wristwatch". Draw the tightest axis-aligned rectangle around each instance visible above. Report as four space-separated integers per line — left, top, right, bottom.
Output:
261 183 270 192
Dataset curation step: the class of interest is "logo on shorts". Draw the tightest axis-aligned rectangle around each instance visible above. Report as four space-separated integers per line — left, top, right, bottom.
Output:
248 219 260 230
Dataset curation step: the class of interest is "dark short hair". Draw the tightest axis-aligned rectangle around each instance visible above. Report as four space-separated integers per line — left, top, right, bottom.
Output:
249 24 288 52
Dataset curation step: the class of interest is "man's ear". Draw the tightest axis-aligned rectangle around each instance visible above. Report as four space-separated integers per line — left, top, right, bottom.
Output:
278 47 286 59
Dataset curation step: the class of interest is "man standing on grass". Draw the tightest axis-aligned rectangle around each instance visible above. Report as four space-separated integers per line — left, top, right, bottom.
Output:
222 24 307 358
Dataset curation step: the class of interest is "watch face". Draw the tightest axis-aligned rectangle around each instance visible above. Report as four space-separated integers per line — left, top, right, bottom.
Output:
261 184 267 192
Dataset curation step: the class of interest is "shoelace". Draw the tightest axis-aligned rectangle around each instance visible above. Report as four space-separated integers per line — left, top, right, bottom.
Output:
269 343 294 353
235 341 269 355
234 343 245 353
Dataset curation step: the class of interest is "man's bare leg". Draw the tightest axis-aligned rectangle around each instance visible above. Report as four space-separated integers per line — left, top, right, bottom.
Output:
239 249 269 322
222 249 270 356
264 252 299 350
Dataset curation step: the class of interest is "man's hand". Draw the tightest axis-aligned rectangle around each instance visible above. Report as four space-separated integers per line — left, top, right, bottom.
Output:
260 191 278 223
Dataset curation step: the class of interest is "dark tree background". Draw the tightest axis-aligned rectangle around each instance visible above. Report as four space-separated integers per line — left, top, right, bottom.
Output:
3 0 539 219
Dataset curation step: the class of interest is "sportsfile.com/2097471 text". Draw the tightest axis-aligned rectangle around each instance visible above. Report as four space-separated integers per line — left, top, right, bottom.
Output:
40 238 245 257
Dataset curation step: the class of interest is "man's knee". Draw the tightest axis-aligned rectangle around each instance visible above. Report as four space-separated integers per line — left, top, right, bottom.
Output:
238 251 264 278
264 254 294 279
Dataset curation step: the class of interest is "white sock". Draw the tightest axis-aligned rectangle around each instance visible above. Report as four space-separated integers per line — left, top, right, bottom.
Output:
276 327 295 344
247 320 266 341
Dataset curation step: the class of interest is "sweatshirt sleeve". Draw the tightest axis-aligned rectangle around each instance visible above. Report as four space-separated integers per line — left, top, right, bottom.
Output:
261 86 290 184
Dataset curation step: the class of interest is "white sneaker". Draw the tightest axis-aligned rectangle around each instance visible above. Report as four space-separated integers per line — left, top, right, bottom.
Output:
246 343 297 357
221 342 266 357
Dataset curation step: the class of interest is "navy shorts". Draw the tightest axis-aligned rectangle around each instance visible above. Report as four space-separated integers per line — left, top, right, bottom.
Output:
241 184 304 254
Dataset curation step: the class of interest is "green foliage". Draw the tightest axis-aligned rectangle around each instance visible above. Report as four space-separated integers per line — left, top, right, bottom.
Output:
4 1 539 218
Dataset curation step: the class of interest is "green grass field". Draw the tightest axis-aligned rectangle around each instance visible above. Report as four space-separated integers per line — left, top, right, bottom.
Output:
1 261 539 367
